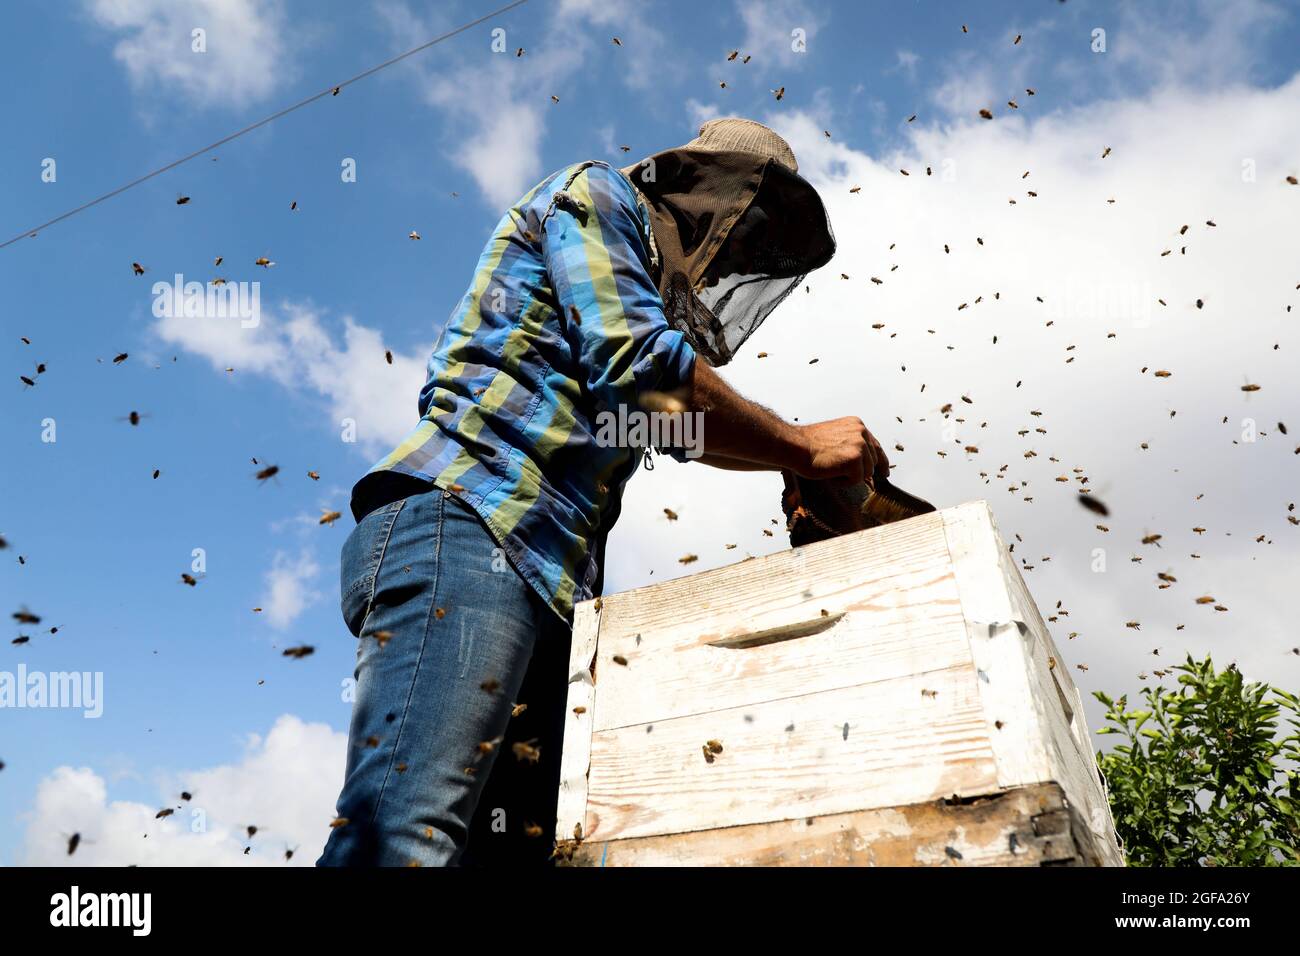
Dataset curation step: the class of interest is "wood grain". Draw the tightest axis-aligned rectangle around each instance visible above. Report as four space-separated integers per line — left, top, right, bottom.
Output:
567 783 1098 867
583 666 999 842
555 598 601 843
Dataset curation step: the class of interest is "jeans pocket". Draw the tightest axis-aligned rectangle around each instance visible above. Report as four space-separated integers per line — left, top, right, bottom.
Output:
340 497 408 637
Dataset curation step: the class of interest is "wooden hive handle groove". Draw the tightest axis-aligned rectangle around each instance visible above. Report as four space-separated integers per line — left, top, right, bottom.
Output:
703 612 846 650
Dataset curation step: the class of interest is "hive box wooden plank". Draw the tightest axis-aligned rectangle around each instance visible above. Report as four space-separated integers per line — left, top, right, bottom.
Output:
555 500 1123 866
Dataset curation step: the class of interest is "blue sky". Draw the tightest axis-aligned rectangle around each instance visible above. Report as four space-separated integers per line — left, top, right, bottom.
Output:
2 0 1299 864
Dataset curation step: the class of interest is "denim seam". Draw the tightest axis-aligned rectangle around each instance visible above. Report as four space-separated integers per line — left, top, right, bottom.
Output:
367 493 445 831
341 497 405 602
353 497 407 636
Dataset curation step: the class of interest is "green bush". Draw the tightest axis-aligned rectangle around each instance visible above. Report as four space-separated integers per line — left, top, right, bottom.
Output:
1094 655 1299 866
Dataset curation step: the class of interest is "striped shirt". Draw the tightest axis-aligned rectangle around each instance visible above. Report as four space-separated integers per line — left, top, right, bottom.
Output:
352 161 697 624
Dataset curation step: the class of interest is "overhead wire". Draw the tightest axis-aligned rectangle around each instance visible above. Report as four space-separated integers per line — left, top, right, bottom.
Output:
0 0 531 250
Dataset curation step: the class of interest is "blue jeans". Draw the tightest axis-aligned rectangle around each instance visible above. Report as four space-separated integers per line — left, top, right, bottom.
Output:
317 487 572 867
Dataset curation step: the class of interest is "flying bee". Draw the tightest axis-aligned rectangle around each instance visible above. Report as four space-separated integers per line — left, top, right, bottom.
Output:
307 471 320 481
640 387 690 415
176 194 191 205
480 678 500 693
119 411 149 426
477 736 504 755
12 607 40 625
523 821 543 838
385 350 393 364
254 256 275 268
512 739 541 763
319 510 342 526
1078 493 1110 517
285 845 298 861
511 703 528 717
283 645 315 659
132 262 146 275
255 464 280 483
180 573 198 586
112 353 128 364
371 630 394 648
156 808 175 819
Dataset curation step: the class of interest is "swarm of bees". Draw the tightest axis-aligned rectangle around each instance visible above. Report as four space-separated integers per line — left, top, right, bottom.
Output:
8 8 1296 872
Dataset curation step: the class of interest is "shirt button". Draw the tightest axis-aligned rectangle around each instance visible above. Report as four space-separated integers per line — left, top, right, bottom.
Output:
442 490 451 499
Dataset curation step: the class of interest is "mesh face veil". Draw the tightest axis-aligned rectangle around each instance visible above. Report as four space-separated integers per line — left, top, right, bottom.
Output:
620 146 835 366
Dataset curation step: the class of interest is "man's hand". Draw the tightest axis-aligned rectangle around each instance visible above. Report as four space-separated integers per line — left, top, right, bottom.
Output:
796 417 889 483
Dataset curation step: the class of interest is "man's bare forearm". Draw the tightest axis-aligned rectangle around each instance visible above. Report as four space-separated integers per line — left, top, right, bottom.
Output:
694 452 776 471
688 361 808 471
682 360 888 483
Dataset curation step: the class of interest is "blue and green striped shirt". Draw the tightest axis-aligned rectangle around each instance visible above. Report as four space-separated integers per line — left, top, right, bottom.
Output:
353 161 697 623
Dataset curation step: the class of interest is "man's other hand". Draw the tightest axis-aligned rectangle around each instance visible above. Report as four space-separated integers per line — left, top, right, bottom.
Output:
796 417 889 484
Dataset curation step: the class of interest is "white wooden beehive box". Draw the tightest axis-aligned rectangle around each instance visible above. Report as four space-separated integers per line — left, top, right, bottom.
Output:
555 500 1123 866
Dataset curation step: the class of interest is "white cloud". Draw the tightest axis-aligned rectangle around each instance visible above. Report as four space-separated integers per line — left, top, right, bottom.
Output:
554 0 669 91
891 49 921 80
685 98 730 130
20 715 345 866
84 0 294 109
736 0 823 68
1110 0 1287 91
261 549 322 630
151 299 432 455
377 0 671 207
